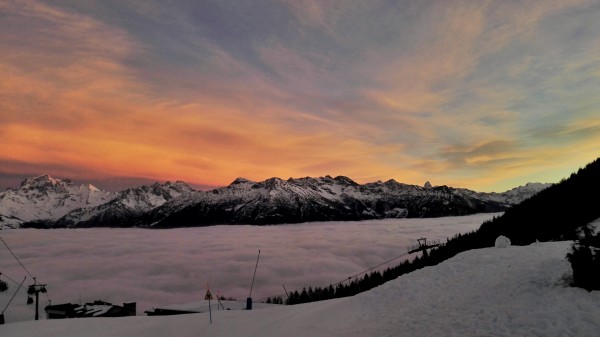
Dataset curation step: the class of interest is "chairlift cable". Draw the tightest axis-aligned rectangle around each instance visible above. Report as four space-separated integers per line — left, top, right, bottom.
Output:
0 235 35 279
0 235 51 304
333 238 440 287
0 271 20 285
1 276 26 315
332 251 411 287
284 238 442 303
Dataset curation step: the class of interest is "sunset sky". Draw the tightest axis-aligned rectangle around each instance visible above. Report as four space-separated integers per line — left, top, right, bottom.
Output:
1 0 600 192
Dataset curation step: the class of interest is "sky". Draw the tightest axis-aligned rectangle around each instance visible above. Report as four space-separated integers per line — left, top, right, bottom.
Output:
1 0 600 192
0 213 495 323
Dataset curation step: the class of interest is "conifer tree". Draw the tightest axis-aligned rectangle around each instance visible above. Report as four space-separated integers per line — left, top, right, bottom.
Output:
0 279 8 292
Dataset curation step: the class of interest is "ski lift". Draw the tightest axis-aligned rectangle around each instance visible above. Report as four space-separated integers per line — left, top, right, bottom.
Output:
26 283 47 319
407 237 441 257
1 236 49 322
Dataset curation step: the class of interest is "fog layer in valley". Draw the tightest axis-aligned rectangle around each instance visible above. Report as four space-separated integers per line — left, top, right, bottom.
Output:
0 213 498 323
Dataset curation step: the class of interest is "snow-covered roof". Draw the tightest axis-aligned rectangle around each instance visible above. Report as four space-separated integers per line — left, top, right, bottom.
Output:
75 304 113 317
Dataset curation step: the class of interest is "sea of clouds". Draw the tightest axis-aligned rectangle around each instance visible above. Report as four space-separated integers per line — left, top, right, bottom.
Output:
0 213 498 323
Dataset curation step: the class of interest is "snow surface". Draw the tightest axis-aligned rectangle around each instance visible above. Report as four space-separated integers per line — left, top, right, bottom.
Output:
2 241 598 337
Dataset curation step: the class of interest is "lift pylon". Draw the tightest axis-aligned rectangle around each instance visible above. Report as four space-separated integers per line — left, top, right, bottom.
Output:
407 237 440 257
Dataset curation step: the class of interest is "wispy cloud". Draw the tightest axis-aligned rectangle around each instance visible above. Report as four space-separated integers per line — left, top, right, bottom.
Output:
1 0 599 192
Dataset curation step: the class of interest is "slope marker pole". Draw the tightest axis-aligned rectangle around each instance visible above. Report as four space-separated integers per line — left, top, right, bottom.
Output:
247 249 261 310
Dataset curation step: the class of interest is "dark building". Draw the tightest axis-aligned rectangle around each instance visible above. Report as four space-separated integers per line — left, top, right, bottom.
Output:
145 308 200 316
45 300 136 319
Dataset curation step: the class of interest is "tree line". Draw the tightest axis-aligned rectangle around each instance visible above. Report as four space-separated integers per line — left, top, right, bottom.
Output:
279 230 486 305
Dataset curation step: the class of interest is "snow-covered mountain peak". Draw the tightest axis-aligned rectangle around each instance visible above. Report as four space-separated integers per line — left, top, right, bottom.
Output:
424 181 433 189
333 175 358 186
164 180 193 190
19 174 66 191
518 182 549 191
16 175 104 195
12 175 109 197
264 177 285 185
498 182 551 204
21 174 58 185
229 177 254 185
119 181 193 205
465 182 551 206
45 181 196 227
0 175 116 228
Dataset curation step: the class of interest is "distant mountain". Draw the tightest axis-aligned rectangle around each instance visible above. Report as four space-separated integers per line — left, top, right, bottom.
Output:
140 176 550 228
457 182 552 205
48 181 194 228
1 175 550 229
0 175 115 229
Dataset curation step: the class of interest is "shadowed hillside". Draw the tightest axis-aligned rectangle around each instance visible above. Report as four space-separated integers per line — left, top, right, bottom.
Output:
477 157 600 245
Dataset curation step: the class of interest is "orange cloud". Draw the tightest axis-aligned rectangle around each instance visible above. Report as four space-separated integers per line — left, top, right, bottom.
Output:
2 0 600 193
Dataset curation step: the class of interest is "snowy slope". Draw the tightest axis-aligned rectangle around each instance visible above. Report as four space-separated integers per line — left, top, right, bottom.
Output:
0 176 115 228
3 241 598 337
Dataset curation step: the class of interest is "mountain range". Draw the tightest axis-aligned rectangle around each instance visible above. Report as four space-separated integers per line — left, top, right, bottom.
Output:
0 175 550 229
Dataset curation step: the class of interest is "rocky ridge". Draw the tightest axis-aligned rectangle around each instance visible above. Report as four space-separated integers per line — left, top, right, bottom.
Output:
0 175 551 229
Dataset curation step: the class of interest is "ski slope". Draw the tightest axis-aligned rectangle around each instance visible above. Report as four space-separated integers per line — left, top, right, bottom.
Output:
3 241 598 337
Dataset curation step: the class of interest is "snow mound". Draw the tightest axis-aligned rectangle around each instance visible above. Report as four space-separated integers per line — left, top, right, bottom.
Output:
495 235 511 248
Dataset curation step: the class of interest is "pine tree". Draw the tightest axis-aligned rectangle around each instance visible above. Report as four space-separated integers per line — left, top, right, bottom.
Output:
567 231 600 291
300 287 309 303
0 279 8 292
